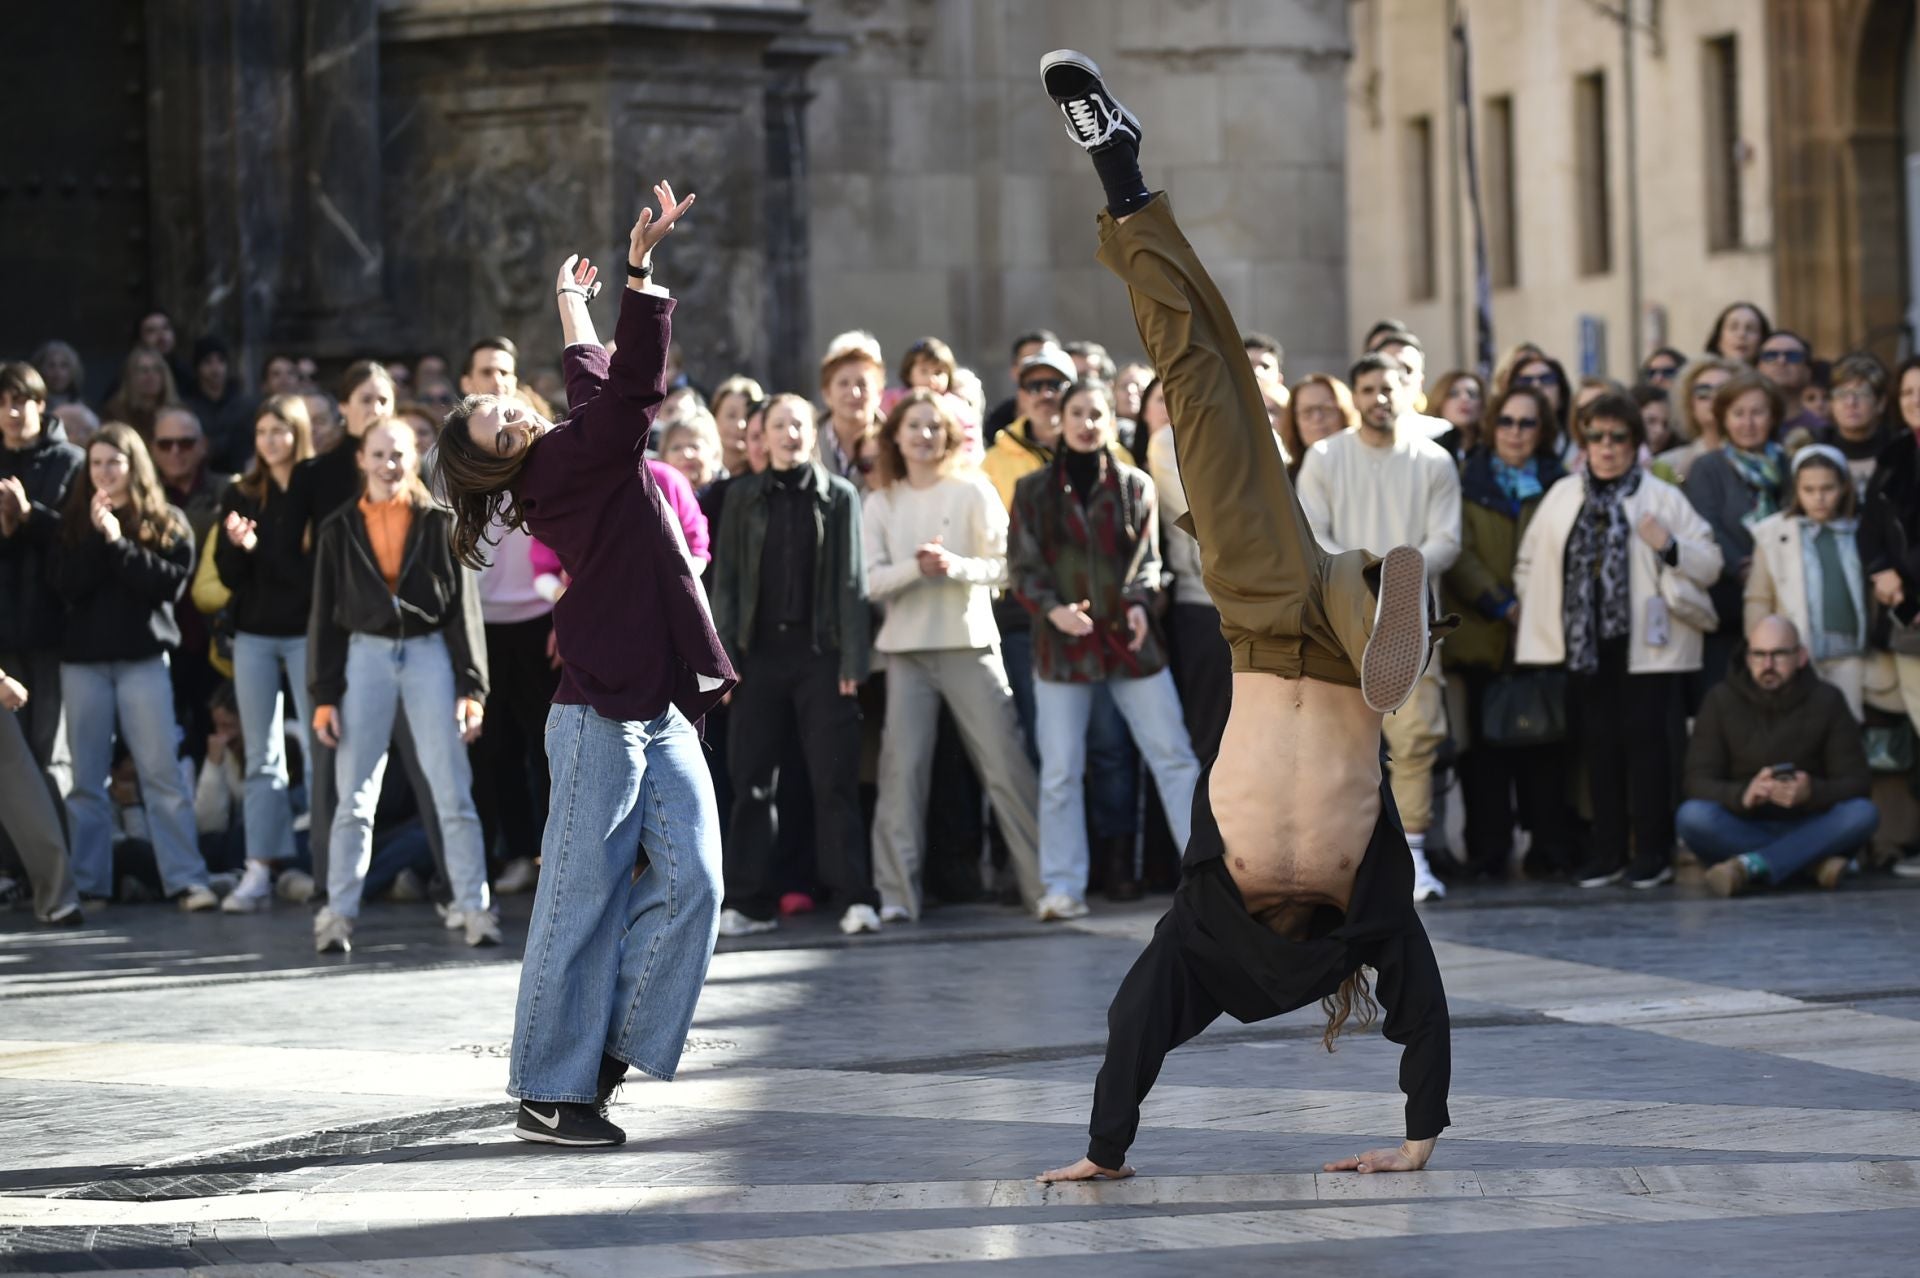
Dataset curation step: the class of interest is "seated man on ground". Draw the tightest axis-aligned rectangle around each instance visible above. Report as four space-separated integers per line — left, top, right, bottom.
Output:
1679 614 1878 896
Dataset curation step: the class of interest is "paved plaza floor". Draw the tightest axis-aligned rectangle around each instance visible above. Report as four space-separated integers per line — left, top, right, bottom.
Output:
2 874 1918 1275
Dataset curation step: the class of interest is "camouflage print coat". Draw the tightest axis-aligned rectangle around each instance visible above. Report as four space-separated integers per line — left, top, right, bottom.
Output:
1009 447 1168 683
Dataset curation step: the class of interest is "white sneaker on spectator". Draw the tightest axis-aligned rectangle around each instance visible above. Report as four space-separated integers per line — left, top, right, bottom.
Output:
1894 855 1920 879
313 908 353 954
275 870 315 903
839 904 882 935
1410 849 1446 903
293 812 311 834
879 904 913 924
495 857 538 895
221 861 274 914
463 911 503 947
178 885 220 913
717 908 776 938
389 869 428 904
1035 893 1089 922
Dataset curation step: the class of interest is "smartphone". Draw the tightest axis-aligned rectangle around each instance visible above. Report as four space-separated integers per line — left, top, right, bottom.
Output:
1769 762 1798 779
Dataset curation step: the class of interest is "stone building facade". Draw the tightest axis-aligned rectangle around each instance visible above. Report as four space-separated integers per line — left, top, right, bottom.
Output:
0 0 1354 405
1346 0 1920 377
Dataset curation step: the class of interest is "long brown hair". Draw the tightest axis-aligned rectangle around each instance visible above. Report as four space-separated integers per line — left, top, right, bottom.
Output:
1320 967 1379 1052
62 421 187 549
873 388 966 489
237 394 314 505
433 393 529 569
103 348 182 435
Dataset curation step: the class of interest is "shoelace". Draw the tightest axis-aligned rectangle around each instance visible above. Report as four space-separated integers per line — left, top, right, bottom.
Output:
1068 98 1100 136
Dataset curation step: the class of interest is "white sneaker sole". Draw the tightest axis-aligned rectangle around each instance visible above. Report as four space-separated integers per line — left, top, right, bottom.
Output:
512 1127 622 1147
1361 546 1431 714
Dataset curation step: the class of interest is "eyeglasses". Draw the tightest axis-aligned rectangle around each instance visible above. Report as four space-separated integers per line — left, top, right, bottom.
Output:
153 437 201 452
1757 348 1808 366
1748 647 1799 665
1494 415 1541 431
1645 364 1681 380
1513 373 1556 389
1298 404 1342 420
1692 382 1727 400
1585 428 1634 446
1020 378 1069 396
1834 387 1879 405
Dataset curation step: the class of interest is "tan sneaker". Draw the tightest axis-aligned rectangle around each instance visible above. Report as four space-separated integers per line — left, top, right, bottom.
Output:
1703 858 1750 898
1813 856 1847 891
1361 546 1432 713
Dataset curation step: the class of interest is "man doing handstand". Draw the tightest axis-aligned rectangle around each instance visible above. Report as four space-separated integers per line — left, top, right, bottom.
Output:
1034 51 1454 1183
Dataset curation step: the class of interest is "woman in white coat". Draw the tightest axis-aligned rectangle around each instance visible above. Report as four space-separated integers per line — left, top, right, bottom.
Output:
1515 392 1723 890
1744 445 1897 721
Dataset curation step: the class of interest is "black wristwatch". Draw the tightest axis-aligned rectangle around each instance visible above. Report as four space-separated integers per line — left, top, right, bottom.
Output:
627 259 653 280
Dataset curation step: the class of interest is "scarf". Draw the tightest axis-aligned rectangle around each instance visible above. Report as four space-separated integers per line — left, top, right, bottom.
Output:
1490 456 1543 515
1563 467 1641 675
1800 518 1866 661
1722 442 1786 527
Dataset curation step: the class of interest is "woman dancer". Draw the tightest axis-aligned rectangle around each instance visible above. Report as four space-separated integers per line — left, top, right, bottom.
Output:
435 182 734 1148
1034 52 1451 1183
307 419 491 953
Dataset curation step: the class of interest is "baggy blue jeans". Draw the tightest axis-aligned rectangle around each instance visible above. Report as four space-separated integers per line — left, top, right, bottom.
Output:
508 701 723 1102
231 631 314 866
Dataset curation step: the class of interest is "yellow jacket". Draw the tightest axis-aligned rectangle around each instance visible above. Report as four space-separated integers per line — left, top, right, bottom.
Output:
982 418 1134 510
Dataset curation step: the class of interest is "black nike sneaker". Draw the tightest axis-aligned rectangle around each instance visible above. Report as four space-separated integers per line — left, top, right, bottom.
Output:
514 1100 626 1147
1041 49 1142 153
594 1052 629 1119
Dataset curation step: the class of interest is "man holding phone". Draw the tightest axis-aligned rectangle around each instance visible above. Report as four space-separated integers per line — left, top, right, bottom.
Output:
1678 615 1879 895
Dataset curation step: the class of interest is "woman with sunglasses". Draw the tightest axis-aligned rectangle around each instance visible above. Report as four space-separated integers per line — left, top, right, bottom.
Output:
1442 387 1573 880
1684 372 1791 689
1499 353 1572 459
1655 357 1740 483
1515 393 1721 889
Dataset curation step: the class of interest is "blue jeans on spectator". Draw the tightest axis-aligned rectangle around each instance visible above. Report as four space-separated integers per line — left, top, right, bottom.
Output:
327 634 488 920
1034 671 1201 901
232 631 314 867
1002 627 1141 837
509 701 722 1102
62 656 208 899
1676 797 1880 883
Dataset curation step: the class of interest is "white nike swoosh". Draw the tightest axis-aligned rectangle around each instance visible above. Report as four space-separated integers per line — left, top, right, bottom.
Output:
527 1105 562 1130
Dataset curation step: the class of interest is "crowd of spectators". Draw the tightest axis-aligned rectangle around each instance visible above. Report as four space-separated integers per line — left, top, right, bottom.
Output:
4 294 1918 947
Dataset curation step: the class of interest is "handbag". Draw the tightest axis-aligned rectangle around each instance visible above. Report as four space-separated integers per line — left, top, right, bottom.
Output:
1657 562 1720 633
1481 667 1567 746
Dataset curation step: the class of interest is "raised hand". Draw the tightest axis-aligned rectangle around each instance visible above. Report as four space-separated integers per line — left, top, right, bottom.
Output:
554 254 601 302
90 490 121 543
629 180 696 269
223 510 258 552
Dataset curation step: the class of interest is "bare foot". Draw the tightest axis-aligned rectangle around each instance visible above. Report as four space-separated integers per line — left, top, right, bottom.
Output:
1037 1156 1135 1183
1322 1141 1431 1174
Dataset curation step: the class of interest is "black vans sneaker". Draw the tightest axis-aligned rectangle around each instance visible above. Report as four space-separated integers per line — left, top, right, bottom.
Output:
1041 50 1142 153
514 1100 626 1147
595 1052 629 1118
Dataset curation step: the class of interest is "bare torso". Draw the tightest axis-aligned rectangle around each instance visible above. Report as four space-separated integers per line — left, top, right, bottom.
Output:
1209 672 1384 922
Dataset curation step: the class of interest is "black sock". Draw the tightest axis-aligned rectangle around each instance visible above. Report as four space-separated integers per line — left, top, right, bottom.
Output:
1091 143 1151 218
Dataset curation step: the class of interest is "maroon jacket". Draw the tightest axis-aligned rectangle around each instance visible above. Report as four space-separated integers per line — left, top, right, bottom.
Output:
513 290 735 724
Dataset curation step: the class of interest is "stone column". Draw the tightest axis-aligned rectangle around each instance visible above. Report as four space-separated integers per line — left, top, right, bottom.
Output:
144 0 304 385
379 0 830 389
